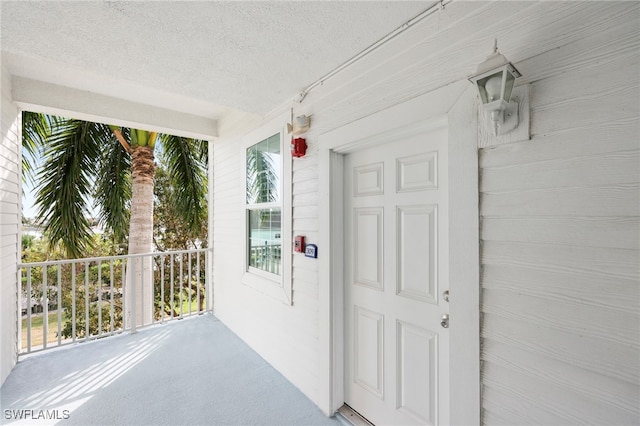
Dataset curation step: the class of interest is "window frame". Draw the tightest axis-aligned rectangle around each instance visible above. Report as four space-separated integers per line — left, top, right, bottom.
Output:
240 115 292 304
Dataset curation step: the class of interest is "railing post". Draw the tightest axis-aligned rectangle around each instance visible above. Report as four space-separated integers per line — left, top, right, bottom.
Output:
206 248 213 313
26 267 31 352
42 265 48 350
130 258 137 334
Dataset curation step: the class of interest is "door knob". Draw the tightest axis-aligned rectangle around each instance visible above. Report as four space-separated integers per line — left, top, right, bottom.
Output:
440 314 449 328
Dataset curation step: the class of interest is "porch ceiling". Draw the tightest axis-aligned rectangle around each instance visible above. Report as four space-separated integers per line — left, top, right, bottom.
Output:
1 1 431 123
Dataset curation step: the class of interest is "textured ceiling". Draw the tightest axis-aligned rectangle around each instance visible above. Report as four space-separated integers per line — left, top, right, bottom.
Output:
1 1 432 119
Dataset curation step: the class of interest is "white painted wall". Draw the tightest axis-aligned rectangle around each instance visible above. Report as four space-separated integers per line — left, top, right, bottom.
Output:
0 65 20 385
212 1 639 423
478 6 640 425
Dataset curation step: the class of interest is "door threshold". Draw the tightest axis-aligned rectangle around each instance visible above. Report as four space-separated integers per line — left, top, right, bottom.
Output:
336 404 375 426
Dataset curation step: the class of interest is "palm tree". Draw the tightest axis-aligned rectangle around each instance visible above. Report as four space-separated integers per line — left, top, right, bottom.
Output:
24 112 208 327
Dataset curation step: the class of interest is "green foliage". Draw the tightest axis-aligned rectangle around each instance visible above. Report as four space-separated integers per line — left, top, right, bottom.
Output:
60 284 123 339
153 166 207 251
95 131 132 247
22 234 36 252
35 118 113 258
158 135 208 237
153 252 206 319
21 111 50 186
23 112 209 257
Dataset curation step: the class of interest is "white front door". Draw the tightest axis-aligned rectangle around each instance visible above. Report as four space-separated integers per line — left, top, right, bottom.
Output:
344 122 449 425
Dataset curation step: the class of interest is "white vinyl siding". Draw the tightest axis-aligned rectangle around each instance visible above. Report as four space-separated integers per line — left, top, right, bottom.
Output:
211 1 639 419
478 5 640 424
1 67 20 386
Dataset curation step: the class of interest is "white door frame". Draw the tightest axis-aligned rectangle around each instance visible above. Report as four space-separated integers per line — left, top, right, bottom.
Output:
318 82 480 425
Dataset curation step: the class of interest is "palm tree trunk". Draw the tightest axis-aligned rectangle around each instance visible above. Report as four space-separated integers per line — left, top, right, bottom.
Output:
125 145 155 329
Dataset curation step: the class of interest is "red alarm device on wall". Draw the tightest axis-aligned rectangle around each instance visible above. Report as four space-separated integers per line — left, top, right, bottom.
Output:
291 137 307 158
294 235 305 253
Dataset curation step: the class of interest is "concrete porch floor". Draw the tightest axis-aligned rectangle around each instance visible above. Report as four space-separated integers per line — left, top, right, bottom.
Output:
0 314 340 426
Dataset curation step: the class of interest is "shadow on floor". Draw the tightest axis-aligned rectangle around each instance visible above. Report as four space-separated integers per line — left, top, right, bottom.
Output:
1 314 339 426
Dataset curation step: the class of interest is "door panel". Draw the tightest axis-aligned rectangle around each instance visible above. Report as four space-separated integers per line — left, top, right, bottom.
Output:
396 204 437 303
344 124 449 426
396 320 437 424
354 305 385 398
354 208 384 290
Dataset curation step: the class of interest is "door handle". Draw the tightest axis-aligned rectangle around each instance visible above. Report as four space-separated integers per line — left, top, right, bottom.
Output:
440 314 449 329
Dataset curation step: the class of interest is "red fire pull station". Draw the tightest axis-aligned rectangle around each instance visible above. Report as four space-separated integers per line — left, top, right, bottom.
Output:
294 235 305 253
291 137 307 158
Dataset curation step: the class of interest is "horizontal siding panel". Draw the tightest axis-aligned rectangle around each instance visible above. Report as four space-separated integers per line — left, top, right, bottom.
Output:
531 68 639 134
0 224 18 239
292 165 318 183
518 7 639 86
0 214 19 229
482 362 638 425
213 167 240 183
309 1 625 133
0 252 18 272
0 167 19 186
0 234 17 250
483 340 640 415
482 264 639 315
481 216 640 249
292 218 318 232
482 313 638 384
529 48 639 112
0 201 19 215
292 205 319 220
291 276 318 299
481 149 640 192
292 179 317 196
292 192 318 207
292 254 320 271
481 183 640 217
213 187 243 201
481 241 639 281
482 288 638 346
479 123 640 168
0 131 19 153
0 148 19 168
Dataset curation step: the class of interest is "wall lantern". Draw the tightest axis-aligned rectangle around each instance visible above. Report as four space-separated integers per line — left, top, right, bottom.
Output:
469 39 522 136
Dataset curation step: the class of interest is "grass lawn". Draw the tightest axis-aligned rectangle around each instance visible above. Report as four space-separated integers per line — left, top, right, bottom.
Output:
21 311 63 349
23 298 205 349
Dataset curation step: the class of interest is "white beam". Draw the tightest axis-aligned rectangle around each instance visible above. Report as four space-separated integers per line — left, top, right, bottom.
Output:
12 76 217 140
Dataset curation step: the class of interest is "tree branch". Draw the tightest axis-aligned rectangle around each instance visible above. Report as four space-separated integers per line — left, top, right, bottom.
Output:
110 127 132 154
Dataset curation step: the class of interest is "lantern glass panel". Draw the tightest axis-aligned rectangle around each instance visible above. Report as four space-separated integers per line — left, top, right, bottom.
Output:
477 71 504 105
503 70 516 103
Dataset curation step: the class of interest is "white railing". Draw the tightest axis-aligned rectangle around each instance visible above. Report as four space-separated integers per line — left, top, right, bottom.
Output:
249 243 281 275
17 248 212 355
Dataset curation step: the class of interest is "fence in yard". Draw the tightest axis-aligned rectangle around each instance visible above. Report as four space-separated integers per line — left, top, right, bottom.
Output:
17 248 212 355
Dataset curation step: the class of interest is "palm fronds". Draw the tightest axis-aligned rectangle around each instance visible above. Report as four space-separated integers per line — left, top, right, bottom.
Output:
95 128 132 246
158 135 207 235
21 111 50 185
35 118 112 257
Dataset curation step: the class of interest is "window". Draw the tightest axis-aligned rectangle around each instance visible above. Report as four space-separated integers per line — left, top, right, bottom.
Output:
246 133 282 276
241 116 291 304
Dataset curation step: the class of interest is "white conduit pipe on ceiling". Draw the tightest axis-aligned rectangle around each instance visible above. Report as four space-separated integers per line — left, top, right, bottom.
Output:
295 0 453 103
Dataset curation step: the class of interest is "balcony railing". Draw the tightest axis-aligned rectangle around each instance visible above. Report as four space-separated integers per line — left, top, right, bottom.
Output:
249 243 281 275
17 248 211 355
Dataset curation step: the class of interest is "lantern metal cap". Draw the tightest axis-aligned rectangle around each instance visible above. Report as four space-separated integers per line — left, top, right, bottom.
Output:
471 39 521 79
